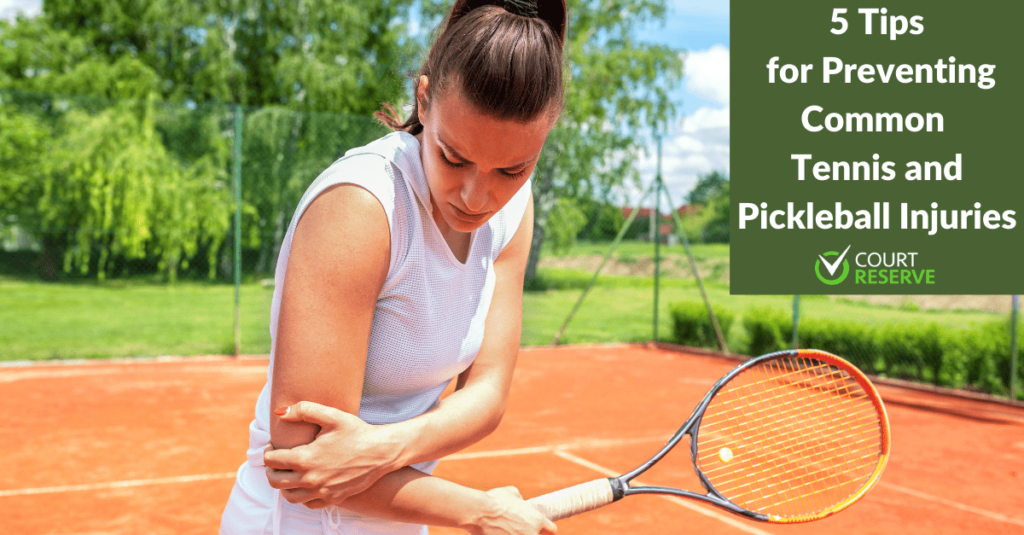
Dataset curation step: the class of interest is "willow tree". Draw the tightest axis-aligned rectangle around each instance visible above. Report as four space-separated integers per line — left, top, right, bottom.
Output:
1 0 417 279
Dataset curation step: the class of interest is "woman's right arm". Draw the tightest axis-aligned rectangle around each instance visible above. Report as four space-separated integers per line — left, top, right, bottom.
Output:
268 183 387 453
268 183 553 534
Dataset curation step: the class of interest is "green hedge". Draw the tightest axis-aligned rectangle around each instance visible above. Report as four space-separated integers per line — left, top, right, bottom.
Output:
670 300 1022 399
742 306 792 356
670 301 734 348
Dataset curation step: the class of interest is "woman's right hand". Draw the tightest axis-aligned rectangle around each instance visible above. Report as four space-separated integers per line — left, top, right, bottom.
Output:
468 486 557 535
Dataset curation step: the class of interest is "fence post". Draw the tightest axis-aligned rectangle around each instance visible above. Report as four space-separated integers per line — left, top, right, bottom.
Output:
233 105 243 357
1012 295 1019 400
653 137 662 342
792 295 801 349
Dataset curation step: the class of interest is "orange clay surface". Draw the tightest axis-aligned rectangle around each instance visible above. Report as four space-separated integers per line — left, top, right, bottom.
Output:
1 346 1022 534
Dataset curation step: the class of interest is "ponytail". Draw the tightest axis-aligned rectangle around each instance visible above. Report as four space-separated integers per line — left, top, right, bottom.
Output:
375 0 567 135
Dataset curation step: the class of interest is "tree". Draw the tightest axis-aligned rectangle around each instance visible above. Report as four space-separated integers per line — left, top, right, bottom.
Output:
524 0 684 283
545 198 588 254
0 1 416 279
35 0 417 114
701 180 730 243
686 170 728 206
576 198 626 241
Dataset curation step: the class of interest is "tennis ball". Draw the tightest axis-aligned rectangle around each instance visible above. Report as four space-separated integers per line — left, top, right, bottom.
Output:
719 447 734 463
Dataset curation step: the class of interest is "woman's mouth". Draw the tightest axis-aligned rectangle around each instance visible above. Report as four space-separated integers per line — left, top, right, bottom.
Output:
450 204 489 223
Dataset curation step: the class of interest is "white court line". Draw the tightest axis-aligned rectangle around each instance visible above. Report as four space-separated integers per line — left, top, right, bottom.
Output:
0 472 238 498
879 482 1024 527
0 365 265 383
551 450 774 535
4 442 1021 532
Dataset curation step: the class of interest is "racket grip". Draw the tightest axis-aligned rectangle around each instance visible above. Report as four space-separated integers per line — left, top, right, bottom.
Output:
527 478 617 521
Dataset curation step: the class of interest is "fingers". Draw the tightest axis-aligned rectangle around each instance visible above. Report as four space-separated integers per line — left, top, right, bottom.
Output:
265 467 303 490
278 486 345 509
279 486 322 505
274 400 349 429
542 518 558 534
264 444 308 470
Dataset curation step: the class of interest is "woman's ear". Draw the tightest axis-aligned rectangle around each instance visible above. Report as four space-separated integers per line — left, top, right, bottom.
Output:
416 75 431 125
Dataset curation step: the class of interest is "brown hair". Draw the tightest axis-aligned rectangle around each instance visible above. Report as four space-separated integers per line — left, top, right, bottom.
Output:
375 0 567 135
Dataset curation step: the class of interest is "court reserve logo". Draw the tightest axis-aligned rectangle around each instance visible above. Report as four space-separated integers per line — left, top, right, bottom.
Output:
815 245 851 285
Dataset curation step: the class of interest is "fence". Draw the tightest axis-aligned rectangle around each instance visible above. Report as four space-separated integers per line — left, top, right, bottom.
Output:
1 89 1020 401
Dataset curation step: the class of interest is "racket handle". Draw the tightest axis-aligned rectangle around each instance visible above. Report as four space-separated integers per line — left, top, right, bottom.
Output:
527 478 617 521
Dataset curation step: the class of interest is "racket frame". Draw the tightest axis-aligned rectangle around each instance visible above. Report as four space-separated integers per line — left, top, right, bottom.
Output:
606 349 891 523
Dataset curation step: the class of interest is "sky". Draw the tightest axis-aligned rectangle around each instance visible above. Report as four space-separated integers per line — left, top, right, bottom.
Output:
0 0 728 207
635 0 730 209
0 0 39 21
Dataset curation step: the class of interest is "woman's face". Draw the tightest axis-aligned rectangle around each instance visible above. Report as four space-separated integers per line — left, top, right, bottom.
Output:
416 77 556 234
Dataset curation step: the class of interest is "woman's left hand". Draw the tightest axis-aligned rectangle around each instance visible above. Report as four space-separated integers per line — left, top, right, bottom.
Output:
264 401 402 509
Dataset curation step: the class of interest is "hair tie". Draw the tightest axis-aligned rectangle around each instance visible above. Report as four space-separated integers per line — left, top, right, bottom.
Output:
502 0 538 17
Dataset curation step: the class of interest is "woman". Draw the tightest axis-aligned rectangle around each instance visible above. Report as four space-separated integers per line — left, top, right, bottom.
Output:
220 0 567 533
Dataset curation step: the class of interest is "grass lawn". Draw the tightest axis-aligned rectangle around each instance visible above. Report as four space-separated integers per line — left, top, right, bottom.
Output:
542 240 729 262
1 279 275 361
1 238 1006 361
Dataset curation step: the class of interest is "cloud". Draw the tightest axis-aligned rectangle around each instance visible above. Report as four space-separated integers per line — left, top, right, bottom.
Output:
683 44 729 106
663 105 730 203
627 104 729 207
0 0 41 22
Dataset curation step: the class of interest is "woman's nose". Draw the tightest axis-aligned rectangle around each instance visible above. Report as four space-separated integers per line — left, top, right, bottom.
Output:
461 175 489 212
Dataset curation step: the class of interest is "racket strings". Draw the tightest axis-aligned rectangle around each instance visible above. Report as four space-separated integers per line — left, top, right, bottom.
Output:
708 358 880 516
696 356 883 519
725 358 877 517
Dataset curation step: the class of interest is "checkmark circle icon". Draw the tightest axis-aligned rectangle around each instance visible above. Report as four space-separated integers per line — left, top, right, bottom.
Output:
815 251 850 285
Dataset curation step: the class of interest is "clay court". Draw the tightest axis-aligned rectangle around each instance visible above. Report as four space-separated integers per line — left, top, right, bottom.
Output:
2 345 1022 534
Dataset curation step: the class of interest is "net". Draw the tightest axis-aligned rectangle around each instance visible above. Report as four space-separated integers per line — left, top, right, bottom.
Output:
695 353 888 521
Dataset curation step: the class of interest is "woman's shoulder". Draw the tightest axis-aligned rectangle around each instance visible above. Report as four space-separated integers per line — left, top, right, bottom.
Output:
297 132 420 225
321 133 412 188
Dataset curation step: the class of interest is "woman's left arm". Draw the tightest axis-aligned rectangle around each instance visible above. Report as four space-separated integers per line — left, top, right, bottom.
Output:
265 194 535 502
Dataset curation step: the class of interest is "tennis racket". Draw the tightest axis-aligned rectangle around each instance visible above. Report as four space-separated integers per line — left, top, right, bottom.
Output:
526 349 890 524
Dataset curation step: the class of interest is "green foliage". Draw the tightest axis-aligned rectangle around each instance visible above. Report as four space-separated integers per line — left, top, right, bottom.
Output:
795 316 1020 398
670 301 733 348
701 180 730 243
686 171 728 206
238 107 387 275
876 323 943 383
0 100 50 217
1 0 404 281
799 318 878 373
546 198 589 255
743 305 792 356
575 199 626 241
526 0 685 282
673 205 713 244
26 96 232 280
21 0 416 114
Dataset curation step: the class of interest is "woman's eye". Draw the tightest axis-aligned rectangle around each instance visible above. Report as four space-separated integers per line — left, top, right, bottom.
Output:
501 169 528 180
440 152 465 169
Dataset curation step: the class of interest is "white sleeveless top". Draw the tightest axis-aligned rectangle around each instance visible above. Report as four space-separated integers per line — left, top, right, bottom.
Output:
222 131 531 535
